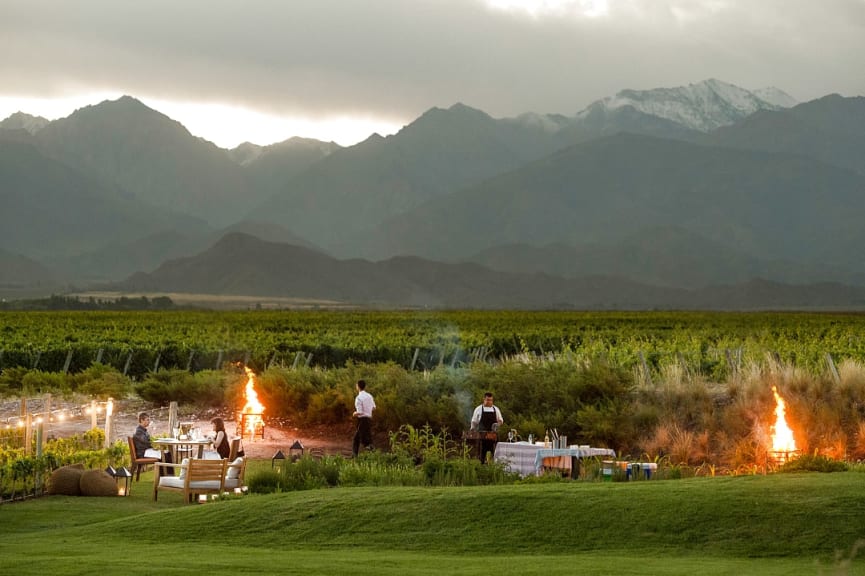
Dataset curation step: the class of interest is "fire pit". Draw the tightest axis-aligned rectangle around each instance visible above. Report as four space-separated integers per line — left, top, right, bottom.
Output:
238 412 265 440
769 449 801 465
237 365 266 441
768 386 799 467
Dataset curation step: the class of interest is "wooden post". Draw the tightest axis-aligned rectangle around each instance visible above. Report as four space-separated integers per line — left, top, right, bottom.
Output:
477 346 488 363
104 398 114 448
90 399 98 430
215 349 224 370
35 420 43 495
36 420 44 455
243 351 251 366
123 351 133 376
410 348 420 371
677 352 690 378
24 412 32 455
44 393 52 438
825 353 841 385
95 348 104 364
638 351 653 387
168 402 178 436
450 348 461 368
292 352 302 369
32 350 41 369
153 351 161 373
186 350 195 371
305 352 313 367
268 351 278 369
62 349 74 374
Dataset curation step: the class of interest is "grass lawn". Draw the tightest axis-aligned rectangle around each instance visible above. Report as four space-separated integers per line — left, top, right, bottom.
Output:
2 463 864 575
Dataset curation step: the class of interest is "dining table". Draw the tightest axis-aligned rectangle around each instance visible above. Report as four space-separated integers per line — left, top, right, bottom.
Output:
151 437 213 466
493 442 616 477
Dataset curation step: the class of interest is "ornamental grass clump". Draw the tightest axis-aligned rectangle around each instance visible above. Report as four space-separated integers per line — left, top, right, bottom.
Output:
46 463 84 496
78 469 118 497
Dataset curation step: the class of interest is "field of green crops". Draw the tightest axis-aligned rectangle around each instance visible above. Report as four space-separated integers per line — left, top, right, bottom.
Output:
2 310 865 378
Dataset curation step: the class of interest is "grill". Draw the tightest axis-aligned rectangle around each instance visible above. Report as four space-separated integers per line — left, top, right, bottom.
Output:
464 431 499 441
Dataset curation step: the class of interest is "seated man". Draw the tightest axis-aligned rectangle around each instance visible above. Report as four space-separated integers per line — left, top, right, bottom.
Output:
133 412 171 461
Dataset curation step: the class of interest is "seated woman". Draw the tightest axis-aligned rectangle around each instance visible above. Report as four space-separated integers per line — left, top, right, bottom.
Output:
203 417 231 459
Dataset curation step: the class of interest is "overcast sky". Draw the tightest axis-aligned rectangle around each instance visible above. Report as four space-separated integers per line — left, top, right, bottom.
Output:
1 0 863 147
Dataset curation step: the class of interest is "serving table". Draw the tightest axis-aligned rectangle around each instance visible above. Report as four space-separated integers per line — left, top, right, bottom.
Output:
493 442 615 477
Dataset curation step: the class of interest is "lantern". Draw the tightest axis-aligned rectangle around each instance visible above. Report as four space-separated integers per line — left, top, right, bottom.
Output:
271 449 286 469
105 465 133 496
289 440 304 461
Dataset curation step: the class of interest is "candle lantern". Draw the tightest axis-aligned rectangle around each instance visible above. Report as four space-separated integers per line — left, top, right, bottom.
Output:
105 465 133 496
271 449 286 469
289 440 304 462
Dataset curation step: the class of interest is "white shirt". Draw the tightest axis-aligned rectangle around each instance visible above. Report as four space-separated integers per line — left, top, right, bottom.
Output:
471 405 503 429
355 390 376 418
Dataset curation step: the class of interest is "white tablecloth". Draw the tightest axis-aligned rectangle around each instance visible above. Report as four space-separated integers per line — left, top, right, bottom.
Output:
493 442 615 476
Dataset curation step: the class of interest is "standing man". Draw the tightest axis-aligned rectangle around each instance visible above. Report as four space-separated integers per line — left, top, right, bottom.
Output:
352 379 376 457
470 392 503 463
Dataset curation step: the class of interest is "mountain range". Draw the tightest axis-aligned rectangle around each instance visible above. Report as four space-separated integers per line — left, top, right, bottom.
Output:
3 78 865 309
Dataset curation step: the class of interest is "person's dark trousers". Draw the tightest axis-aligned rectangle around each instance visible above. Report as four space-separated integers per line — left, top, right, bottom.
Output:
156 450 173 477
353 417 373 457
480 439 495 463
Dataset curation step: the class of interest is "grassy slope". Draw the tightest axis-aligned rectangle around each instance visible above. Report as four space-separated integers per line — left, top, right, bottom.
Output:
1 469 864 575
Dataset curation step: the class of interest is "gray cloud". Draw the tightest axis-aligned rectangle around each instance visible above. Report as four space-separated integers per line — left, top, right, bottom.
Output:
2 0 863 125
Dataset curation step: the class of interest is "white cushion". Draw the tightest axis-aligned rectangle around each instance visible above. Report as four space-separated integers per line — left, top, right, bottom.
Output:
188 480 222 490
178 458 190 479
226 457 243 480
159 476 185 489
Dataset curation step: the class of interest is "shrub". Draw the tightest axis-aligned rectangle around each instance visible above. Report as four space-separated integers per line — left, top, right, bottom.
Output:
247 470 282 494
780 453 848 473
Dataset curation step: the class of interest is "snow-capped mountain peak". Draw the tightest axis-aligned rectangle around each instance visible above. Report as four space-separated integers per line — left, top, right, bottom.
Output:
578 78 797 132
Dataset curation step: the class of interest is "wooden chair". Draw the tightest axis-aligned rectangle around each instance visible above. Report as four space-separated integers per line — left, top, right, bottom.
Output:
309 447 326 460
128 436 159 481
153 458 227 504
224 457 248 493
228 437 242 461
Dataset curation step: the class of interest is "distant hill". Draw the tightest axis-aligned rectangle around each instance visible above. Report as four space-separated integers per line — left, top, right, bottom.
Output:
46 219 324 285
252 103 578 252
32 96 259 227
468 226 863 289
238 136 341 201
0 136 208 265
707 94 865 176
0 111 49 134
355 131 865 283
579 78 796 132
110 232 865 310
3 83 865 308
0 247 59 298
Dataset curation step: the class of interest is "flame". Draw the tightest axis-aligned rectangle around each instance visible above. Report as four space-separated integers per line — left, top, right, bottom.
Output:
241 366 265 438
770 385 797 460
